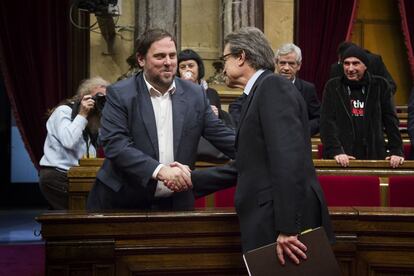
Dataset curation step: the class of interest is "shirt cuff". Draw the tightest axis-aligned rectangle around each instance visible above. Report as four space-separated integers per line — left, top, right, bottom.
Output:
152 164 164 179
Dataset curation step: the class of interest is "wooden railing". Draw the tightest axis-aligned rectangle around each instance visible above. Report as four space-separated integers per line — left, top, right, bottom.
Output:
36 207 414 276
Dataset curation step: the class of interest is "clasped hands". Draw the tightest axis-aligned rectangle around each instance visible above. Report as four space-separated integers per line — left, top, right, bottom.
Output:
156 162 193 192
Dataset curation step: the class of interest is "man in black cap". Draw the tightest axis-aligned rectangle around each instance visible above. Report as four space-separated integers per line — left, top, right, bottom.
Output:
320 45 404 167
329 41 397 94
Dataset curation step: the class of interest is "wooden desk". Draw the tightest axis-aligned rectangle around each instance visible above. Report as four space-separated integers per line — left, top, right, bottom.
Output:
37 207 414 276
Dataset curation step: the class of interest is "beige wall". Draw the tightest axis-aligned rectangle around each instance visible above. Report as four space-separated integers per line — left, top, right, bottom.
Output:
264 0 294 51
90 1 135 83
90 0 294 84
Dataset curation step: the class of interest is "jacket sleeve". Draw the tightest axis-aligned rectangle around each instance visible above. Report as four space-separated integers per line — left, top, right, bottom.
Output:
305 83 321 136
408 88 414 149
379 79 403 157
192 161 237 198
201 91 236 160
320 82 345 158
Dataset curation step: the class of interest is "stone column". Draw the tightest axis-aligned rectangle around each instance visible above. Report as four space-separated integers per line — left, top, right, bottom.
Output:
134 0 181 47
221 0 263 39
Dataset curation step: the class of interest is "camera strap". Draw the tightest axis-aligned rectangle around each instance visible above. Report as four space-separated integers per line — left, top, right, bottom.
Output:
66 102 97 158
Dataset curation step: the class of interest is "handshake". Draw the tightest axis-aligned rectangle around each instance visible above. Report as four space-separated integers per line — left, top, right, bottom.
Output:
156 162 193 192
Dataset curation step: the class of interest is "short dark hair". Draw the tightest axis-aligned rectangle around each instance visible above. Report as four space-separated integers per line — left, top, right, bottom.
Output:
177 49 205 81
135 28 177 58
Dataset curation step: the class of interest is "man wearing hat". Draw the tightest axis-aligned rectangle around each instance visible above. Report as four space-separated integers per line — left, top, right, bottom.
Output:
320 45 404 167
329 41 397 94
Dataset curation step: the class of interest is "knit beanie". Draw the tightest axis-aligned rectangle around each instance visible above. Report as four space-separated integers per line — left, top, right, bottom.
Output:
177 49 205 80
341 45 369 67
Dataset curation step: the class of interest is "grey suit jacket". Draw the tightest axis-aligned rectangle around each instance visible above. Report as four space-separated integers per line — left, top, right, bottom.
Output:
193 70 333 252
96 73 235 210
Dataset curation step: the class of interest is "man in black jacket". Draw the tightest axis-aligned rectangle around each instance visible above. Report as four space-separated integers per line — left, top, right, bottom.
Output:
321 45 404 167
275 43 321 136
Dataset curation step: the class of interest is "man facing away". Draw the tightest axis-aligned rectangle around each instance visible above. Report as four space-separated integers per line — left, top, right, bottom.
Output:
275 43 321 136
86 28 235 211
188 27 334 266
321 45 404 167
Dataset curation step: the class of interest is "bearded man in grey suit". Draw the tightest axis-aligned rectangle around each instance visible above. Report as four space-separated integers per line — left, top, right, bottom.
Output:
189 27 334 266
87 29 235 211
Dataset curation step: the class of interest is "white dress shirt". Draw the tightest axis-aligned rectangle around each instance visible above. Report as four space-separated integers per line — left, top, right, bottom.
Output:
143 76 176 197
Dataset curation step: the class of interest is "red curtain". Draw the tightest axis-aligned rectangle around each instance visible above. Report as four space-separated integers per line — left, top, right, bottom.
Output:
296 0 358 99
0 1 73 170
398 0 414 82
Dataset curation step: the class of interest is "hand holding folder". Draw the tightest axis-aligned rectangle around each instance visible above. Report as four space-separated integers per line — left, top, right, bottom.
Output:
243 227 340 276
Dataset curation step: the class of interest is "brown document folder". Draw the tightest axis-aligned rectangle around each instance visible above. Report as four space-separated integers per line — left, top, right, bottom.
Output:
243 227 340 276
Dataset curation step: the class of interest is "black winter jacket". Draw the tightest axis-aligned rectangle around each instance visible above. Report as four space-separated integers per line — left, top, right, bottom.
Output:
320 73 403 159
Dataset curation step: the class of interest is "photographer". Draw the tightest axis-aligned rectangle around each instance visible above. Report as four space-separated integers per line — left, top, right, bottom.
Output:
39 76 109 209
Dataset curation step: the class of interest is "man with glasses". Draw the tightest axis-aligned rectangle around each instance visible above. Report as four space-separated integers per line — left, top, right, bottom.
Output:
191 27 334 266
275 43 321 136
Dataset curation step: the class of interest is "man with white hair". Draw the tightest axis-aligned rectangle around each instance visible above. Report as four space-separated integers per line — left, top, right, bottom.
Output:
275 43 321 136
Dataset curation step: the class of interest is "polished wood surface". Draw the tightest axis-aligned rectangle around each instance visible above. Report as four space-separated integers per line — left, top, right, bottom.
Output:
37 207 414 275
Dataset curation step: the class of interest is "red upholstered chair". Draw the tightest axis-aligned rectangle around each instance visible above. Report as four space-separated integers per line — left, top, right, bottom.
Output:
389 176 414 207
403 144 412 160
194 197 206 208
214 187 236 207
317 144 324 159
318 175 380 206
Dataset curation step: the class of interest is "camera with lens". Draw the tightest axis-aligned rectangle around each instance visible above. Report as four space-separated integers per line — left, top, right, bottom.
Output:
91 92 106 113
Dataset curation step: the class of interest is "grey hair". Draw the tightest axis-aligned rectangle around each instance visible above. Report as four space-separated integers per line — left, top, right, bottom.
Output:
224 27 275 72
76 76 110 97
275 43 302 64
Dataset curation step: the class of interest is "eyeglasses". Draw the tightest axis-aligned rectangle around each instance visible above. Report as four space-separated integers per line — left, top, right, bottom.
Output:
219 53 233 62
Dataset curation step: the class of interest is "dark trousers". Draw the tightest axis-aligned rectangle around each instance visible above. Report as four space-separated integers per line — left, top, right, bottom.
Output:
39 167 68 210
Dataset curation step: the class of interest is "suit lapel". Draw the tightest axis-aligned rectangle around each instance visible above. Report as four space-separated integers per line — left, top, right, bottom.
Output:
294 78 303 93
136 74 159 159
235 70 273 147
171 80 187 158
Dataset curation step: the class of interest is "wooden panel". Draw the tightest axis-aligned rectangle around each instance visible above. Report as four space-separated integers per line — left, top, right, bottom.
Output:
363 23 411 105
357 0 395 21
37 207 414 276
353 0 411 105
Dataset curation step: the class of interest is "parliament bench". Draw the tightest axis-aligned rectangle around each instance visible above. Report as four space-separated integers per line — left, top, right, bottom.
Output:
68 159 414 210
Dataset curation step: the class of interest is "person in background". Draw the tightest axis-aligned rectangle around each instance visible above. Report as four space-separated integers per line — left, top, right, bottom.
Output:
275 43 321 136
321 45 403 167
86 29 235 211
39 76 109 209
177 49 234 162
329 41 397 94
